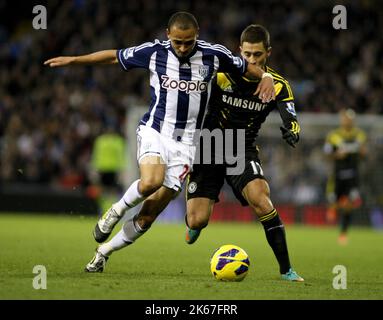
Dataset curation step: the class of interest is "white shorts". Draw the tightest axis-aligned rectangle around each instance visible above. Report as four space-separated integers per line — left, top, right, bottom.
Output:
136 125 196 191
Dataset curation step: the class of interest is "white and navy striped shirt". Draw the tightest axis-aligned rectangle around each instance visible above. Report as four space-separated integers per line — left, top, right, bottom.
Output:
117 39 247 145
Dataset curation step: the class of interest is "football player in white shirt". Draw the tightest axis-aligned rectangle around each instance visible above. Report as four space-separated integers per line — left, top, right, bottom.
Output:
45 12 275 272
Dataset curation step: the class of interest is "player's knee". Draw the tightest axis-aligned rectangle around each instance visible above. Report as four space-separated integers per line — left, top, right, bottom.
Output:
186 212 209 230
139 178 163 196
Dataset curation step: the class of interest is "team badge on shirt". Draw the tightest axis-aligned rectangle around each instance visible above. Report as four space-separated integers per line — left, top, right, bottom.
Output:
199 65 209 78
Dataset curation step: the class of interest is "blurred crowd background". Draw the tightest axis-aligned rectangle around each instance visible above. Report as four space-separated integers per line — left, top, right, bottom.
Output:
0 0 382 222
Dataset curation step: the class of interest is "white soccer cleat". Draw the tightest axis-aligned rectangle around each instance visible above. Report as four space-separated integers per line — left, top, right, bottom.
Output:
84 248 109 273
93 207 122 243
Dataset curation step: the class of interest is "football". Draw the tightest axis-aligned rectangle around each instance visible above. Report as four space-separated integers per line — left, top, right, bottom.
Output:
210 244 250 281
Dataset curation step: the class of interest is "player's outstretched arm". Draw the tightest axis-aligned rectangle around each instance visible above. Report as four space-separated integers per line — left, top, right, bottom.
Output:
245 64 275 103
44 50 118 67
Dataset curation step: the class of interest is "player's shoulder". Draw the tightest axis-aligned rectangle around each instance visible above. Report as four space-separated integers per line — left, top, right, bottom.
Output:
119 40 170 64
133 39 170 52
196 40 232 56
354 127 367 140
266 66 294 101
326 128 343 142
215 72 233 89
266 66 290 85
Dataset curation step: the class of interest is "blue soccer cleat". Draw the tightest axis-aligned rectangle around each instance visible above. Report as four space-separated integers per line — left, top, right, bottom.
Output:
281 268 304 282
185 227 201 244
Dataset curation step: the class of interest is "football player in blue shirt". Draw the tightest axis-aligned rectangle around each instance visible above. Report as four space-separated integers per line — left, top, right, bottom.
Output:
45 12 275 272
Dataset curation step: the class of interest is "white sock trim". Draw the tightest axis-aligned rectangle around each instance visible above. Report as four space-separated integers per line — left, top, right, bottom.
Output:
123 215 148 242
114 179 146 214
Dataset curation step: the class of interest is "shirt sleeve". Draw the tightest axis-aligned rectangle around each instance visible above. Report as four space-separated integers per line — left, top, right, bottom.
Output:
276 80 300 135
212 44 247 74
117 41 159 71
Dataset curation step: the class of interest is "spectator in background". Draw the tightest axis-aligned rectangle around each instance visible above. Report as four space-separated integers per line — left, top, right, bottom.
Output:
324 109 367 245
90 125 126 213
1 1 382 189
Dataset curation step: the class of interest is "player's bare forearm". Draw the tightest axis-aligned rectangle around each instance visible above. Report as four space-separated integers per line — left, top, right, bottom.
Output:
44 50 118 67
245 64 264 79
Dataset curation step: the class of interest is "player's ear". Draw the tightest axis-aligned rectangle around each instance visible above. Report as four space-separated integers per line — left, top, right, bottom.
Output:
267 47 272 57
195 27 199 38
239 46 244 57
166 28 170 39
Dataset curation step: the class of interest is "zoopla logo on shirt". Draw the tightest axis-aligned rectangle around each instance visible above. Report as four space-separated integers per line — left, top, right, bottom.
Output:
161 75 208 93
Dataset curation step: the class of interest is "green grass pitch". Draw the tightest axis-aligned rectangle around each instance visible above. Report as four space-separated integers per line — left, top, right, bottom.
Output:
0 213 382 300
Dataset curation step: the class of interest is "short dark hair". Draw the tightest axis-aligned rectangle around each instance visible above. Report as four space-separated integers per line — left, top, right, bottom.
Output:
167 11 199 31
240 24 271 49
